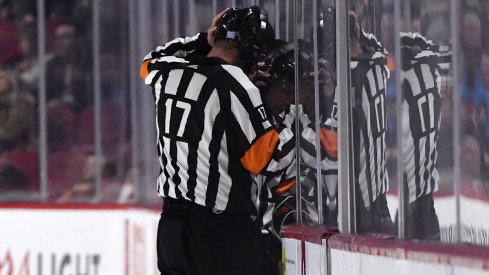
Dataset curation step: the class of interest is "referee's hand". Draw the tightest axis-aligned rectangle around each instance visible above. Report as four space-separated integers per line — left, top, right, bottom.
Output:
248 61 270 88
208 8 229 47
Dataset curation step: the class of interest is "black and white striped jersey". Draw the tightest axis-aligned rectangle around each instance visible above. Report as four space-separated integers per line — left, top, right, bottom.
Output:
140 33 295 215
400 32 444 203
253 111 296 230
324 35 390 208
301 124 340 178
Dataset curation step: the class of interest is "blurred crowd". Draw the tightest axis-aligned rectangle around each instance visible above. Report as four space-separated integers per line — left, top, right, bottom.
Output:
0 0 488 207
0 0 134 203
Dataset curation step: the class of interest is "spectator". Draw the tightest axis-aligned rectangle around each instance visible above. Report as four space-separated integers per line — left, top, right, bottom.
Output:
461 134 488 197
0 152 29 194
0 67 35 153
478 50 489 181
0 148 39 197
47 104 76 153
46 21 93 113
16 22 53 96
460 10 484 135
0 67 36 198
0 0 22 66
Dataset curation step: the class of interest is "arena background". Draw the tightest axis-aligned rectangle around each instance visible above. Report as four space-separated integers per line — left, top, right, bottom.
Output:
1 0 489 274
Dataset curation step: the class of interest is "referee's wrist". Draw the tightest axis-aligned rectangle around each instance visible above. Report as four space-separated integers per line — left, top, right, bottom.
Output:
196 32 212 55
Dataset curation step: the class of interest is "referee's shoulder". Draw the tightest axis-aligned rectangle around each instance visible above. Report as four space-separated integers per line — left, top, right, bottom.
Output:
219 64 260 95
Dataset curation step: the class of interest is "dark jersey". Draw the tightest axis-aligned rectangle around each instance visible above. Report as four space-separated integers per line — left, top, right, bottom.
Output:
140 33 295 215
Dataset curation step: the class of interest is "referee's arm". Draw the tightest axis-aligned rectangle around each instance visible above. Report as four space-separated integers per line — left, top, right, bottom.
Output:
224 66 296 177
140 32 211 80
241 126 295 176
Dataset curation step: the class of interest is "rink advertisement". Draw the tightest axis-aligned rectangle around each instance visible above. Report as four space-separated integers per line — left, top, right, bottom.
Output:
0 206 159 275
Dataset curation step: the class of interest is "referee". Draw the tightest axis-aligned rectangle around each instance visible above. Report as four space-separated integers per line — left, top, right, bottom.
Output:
320 7 395 234
250 39 298 275
398 32 444 240
140 7 295 275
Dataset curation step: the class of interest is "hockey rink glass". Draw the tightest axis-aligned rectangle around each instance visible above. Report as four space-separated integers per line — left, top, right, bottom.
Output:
456 0 489 246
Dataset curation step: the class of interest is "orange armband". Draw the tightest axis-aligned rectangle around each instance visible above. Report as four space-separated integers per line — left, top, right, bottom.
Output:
140 59 152 79
320 127 338 158
276 179 296 196
240 130 279 175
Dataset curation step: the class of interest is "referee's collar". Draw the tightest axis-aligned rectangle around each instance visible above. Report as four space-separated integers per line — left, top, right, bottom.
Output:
188 53 229 66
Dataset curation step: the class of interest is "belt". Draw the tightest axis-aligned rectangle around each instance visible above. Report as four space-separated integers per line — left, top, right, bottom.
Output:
163 197 250 219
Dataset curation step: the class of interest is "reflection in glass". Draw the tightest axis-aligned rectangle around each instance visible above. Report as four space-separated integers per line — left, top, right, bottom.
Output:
317 3 394 234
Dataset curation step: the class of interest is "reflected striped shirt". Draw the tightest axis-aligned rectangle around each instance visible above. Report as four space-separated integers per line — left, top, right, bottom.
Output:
324 33 390 208
400 32 444 203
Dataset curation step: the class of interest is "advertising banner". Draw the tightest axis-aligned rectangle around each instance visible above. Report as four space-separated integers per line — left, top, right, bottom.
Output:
0 207 159 275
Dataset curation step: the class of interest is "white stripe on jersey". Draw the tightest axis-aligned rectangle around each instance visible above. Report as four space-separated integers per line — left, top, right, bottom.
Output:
155 75 164 174
403 99 417 200
364 84 379 204
215 133 231 210
175 141 191 200
222 65 272 130
155 33 201 58
185 73 207 101
193 89 220 206
358 127 370 207
375 66 384 90
157 171 167 197
403 69 422 96
421 64 435 89
163 136 177 198
145 70 159 85
230 92 257 143
432 149 440 193
402 64 441 202
154 75 163 104
165 69 184 95
156 56 189 64
222 65 261 107
267 146 294 171
300 126 338 172
425 131 436 194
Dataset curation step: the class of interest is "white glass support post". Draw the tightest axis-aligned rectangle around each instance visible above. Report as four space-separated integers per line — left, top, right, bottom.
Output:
292 0 303 224
92 0 103 202
275 0 280 38
312 0 323 225
174 0 180 36
188 0 196 35
128 0 141 196
37 0 48 202
336 0 353 234
394 0 405 239
450 0 462 244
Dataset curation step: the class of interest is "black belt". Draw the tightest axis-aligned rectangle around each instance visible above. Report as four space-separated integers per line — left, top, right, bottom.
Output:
163 197 250 219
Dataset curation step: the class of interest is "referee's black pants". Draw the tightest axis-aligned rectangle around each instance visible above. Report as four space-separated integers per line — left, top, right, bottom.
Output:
157 198 271 275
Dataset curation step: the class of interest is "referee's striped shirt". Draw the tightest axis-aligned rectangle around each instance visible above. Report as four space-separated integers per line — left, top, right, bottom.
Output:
400 32 444 203
323 31 390 208
140 33 295 215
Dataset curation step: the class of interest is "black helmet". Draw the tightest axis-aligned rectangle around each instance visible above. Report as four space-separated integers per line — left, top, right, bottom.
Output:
265 40 295 87
260 39 315 91
317 7 336 63
215 6 275 65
